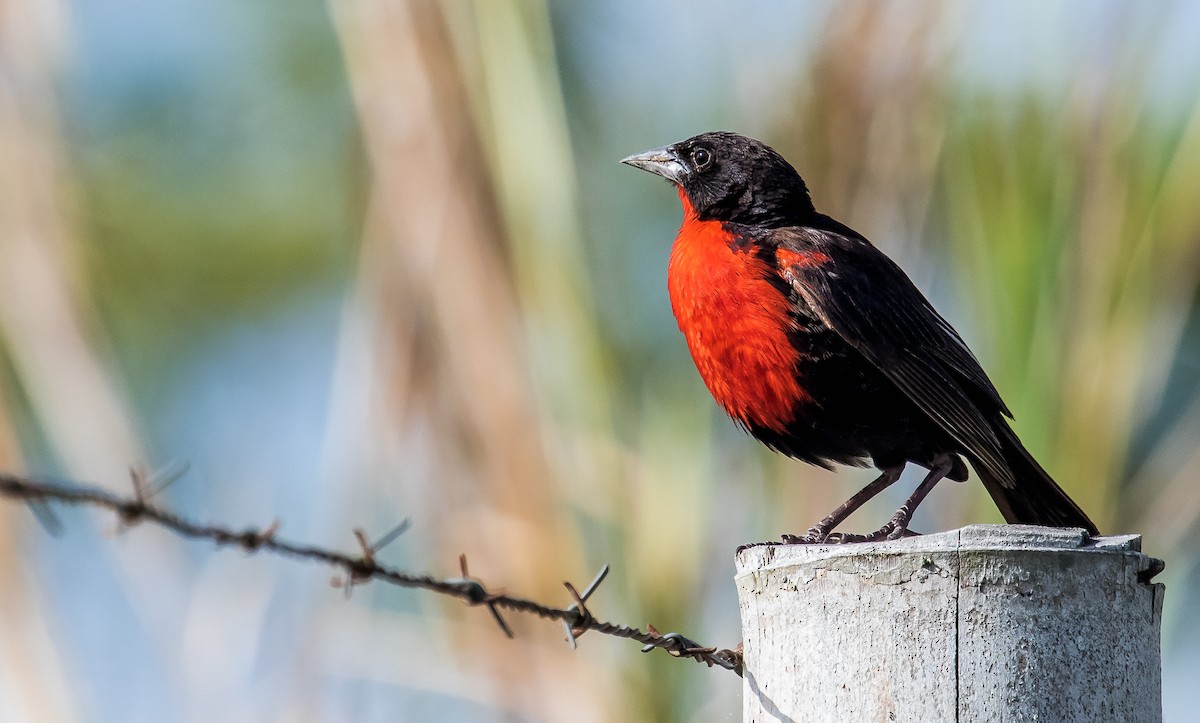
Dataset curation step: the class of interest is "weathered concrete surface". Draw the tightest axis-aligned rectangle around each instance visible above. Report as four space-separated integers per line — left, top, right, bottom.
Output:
736 525 1164 722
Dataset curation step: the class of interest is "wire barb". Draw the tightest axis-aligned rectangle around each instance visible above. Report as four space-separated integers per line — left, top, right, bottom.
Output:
148 460 191 497
129 466 149 504
122 466 151 526
372 517 412 552
560 564 608 648
0 471 742 676
447 554 513 638
240 519 280 551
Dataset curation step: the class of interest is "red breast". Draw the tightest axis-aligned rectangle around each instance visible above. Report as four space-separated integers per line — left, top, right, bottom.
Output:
666 189 811 432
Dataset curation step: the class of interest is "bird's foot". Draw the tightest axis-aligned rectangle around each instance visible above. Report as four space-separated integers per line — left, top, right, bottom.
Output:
738 514 925 549
780 525 832 545
768 521 835 542
736 526 831 550
823 508 922 543
823 528 883 543
823 527 919 543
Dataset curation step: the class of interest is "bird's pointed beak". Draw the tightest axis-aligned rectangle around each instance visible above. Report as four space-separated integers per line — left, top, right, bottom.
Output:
620 145 686 184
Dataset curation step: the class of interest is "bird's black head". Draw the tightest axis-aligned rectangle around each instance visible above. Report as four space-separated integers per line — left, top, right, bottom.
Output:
621 131 815 226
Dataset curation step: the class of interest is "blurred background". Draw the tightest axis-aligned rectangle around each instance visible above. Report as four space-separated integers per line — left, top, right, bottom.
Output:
2 0 1199 720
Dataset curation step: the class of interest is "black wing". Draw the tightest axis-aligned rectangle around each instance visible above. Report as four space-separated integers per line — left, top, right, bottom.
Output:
766 217 1016 487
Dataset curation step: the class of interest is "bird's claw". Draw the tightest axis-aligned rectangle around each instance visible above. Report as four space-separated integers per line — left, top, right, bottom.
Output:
740 520 921 550
780 521 902 545
736 527 830 549
824 517 922 544
780 526 830 545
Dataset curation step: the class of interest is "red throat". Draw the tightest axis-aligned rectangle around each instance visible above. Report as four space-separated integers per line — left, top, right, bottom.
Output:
666 189 809 432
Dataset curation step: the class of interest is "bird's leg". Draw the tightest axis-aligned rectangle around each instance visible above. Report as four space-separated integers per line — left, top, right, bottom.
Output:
825 455 955 543
780 466 905 544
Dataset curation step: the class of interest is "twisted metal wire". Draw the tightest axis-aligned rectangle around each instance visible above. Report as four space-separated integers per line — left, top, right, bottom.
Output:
0 471 743 675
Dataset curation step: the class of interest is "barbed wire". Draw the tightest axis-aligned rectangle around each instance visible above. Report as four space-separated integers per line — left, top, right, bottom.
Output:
0 470 743 675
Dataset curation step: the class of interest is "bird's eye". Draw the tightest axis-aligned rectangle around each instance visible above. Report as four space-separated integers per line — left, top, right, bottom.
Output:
692 147 713 169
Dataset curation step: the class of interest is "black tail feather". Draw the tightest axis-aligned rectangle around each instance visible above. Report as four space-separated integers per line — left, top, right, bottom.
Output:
975 426 1099 535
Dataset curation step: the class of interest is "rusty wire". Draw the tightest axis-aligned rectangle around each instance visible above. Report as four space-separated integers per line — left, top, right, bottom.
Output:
0 471 743 675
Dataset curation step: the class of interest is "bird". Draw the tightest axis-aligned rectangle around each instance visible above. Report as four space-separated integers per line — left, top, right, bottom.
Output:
621 131 1098 542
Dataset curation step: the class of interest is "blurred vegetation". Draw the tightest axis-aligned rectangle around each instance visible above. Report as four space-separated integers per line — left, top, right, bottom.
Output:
1 1 1198 721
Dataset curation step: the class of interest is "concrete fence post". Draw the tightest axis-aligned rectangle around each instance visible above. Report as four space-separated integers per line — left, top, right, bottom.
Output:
736 525 1165 722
